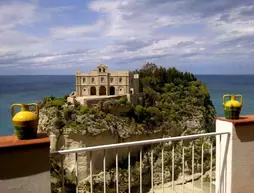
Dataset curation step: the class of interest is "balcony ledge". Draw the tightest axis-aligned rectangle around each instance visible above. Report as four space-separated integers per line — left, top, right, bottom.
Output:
0 133 49 149
216 114 254 125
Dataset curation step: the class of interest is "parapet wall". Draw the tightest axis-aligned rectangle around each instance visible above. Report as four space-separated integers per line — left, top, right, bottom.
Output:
0 134 51 193
68 93 141 107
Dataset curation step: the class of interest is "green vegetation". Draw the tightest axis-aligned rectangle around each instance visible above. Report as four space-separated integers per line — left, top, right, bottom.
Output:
54 118 65 130
118 96 128 104
40 95 68 109
132 63 214 132
80 106 89 114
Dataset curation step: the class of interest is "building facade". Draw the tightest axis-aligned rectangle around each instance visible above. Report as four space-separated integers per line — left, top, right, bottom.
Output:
75 64 139 97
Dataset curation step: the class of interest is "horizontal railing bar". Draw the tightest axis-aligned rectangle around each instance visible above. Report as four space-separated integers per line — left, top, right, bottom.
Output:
51 132 230 155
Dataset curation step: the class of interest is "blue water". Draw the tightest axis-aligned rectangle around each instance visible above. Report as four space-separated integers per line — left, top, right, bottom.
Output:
0 75 254 136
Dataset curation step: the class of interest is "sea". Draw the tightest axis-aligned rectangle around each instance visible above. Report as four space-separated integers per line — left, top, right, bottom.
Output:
0 75 253 136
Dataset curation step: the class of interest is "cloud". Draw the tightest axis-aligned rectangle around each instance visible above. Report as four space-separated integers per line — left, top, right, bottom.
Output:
50 20 106 40
0 0 254 74
0 1 37 30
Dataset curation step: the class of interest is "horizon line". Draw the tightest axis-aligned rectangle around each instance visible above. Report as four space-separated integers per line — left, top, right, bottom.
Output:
1 74 254 76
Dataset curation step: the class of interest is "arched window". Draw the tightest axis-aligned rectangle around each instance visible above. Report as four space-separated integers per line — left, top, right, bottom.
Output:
99 68 101 72
92 77 95 83
83 78 86 83
103 68 105 72
99 86 106 95
101 77 104 82
90 87 96 95
119 77 122 83
110 86 115 95
110 77 114 83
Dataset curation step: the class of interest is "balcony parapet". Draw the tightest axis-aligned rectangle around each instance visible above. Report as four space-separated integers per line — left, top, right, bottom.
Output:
216 114 254 193
0 133 51 193
0 133 50 149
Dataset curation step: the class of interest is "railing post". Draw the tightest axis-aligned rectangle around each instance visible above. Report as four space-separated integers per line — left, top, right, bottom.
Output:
216 115 254 193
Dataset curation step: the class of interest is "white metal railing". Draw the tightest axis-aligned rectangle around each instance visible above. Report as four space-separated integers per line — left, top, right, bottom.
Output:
51 131 230 193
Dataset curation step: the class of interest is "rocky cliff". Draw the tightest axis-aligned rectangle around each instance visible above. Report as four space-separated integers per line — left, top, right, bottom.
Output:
38 63 216 193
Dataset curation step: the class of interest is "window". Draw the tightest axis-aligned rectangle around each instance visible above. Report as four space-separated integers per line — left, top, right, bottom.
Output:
110 77 114 82
83 78 86 83
120 88 122 91
101 77 104 82
92 77 95 83
103 68 105 72
83 89 86 91
119 77 122 83
99 68 101 72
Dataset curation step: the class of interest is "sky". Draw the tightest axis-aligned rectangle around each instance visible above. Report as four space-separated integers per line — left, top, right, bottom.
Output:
0 0 254 75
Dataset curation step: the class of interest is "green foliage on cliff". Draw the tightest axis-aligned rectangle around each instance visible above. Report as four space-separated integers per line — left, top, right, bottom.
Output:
80 106 89 114
131 63 215 132
40 95 68 109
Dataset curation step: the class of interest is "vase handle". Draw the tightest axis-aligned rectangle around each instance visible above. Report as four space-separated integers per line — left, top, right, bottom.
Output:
223 94 231 105
27 103 39 117
11 104 22 118
235 94 243 104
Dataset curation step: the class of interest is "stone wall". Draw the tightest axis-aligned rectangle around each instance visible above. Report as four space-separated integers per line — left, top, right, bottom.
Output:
127 93 142 105
67 94 140 107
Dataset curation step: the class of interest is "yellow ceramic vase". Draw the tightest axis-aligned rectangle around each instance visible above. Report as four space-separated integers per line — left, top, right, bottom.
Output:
223 94 243 120
11 103 39 140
